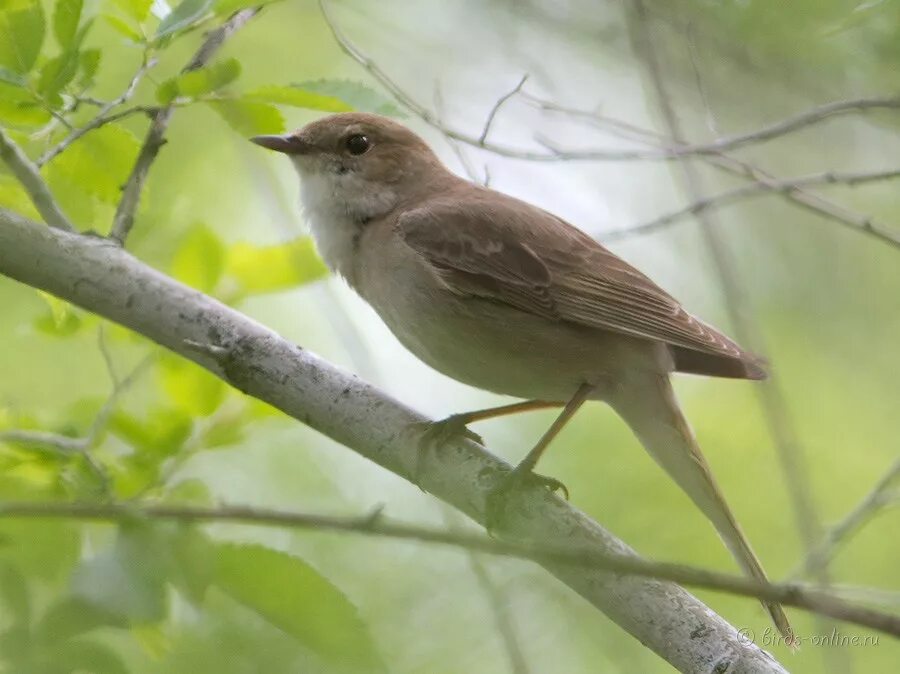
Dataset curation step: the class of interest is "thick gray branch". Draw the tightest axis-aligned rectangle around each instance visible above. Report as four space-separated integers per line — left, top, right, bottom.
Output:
0 208 786 674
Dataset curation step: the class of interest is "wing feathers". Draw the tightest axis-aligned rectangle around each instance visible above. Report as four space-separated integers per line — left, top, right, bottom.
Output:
395 190 762 374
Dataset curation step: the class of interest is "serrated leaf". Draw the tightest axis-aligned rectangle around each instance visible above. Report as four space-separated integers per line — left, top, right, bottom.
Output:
0 0 45 75
243 84 352 112
291 79 403 116
103 13 142 42
158 353 227 417
226 238 328 296
208 99 283 136
43 124 140 203
155 0 212 39
38 50 80 104
71 524 169 624
53 0 82 47
170 223 225 292
156 57 240 103
213 544 384 670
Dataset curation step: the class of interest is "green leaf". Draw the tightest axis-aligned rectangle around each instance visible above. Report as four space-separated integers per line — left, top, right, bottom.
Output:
156 57 241 103
53 0 82 48
44 639 130 674
213 0 281 17
168 526 214 605
226 238 328 296
71 524 169 624
108 407 193 457
0 563 30 625
213 544 384 670
112 0 153 22
35 597 123 643
43 124 140 203
76 47 100 88
170 223 225 293
208 99 284 136
0 174 40 219
0 0 45 75
102 12 142 42
34 290 84 336
158 353 227 417
155 0 212 39
242 84 352 112
291 79 403 116
37 51 80 104
0 65 25 86
0 83 49 127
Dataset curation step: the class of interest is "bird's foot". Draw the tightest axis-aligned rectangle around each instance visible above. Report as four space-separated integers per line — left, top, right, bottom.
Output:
485 465 569 532
408 414 485 484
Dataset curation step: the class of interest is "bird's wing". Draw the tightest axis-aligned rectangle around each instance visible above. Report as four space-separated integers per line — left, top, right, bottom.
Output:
395 190 755 364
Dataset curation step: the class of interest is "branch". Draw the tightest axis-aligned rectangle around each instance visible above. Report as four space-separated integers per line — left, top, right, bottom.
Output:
795 457 900 579
321 1 900 256
37 55 159 167
109 9 260 244
0 207 788 674
0 128 74 231
605 168 900 243
0 499 897 640
529 103 900 252
478 74 528 145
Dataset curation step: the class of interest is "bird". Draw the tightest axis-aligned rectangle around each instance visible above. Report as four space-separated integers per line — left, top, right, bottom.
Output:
251 111 793 641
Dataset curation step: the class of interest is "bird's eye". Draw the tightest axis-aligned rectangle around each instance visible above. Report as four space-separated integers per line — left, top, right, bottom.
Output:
345 134 370 155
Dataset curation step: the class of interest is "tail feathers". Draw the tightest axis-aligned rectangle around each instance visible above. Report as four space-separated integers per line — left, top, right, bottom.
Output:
610 375 795 645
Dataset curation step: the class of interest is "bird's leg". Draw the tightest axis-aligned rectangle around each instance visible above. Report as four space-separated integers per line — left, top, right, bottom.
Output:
485 383 594 529
411 400 563 480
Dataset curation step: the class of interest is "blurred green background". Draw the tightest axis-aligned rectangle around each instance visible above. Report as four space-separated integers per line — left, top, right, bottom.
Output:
1 0 899 671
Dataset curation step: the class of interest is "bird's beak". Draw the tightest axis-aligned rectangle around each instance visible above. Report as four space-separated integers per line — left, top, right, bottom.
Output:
249 134 311 155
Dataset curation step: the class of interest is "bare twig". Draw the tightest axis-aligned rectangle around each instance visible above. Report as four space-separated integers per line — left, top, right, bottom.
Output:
532 109 900 251
479 74 528 145
0 499 896 639
0 128 74 231
37 55 159 167
605 168 900 243
110 9 260 244
795 457 900 579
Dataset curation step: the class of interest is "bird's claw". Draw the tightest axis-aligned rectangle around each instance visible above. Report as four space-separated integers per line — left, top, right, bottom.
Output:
408 415 484 484
484 466 569 532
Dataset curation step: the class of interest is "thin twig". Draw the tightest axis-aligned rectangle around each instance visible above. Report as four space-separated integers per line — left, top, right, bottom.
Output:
605 168 900 243
532 107 900 252
478 74 528 145
0 499 896 639
0 128 74 231
110 9 260 244
795 457 900 579
37 55 159 167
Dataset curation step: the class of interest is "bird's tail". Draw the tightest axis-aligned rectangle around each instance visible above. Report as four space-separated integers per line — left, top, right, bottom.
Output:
609 373 795 645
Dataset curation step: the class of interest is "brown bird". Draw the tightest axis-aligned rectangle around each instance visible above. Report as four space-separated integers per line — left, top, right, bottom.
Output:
251 112 793 640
